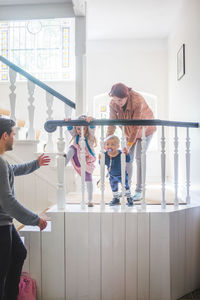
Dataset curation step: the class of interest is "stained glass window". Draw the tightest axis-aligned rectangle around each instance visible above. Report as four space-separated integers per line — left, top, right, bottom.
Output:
0 18 75 81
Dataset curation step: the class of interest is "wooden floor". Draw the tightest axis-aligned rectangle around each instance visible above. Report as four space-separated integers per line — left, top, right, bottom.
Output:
66 181 185 205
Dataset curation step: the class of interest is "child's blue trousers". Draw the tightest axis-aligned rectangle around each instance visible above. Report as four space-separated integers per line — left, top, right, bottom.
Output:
109 173 129 192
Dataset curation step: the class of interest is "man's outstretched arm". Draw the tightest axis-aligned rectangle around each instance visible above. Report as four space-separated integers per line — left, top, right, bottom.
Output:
11 154 50 176
0 157 46 228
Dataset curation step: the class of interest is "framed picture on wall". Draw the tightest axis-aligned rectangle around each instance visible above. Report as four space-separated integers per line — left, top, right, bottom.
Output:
177 44 185 80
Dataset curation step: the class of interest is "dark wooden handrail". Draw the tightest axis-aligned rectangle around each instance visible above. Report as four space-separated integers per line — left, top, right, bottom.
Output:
0 55 76 109
44 119 199 133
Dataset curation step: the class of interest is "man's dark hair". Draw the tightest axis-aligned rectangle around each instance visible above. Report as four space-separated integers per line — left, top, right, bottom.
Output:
0 118 16 139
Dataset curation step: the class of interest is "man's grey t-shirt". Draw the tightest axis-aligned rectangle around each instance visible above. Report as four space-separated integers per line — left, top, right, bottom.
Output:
0 155 40 226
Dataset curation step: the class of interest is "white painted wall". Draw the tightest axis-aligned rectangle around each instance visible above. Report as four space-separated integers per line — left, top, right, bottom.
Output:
86 39 168 118
168 0 200 191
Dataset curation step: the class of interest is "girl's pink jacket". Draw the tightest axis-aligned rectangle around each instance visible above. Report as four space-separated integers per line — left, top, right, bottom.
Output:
67 126 96 175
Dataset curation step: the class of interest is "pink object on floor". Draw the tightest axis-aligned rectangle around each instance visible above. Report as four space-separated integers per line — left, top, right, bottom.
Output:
18 272 36 300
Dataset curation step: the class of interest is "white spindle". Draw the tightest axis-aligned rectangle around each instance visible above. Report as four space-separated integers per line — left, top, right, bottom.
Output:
57 126 66 209
9 68 17 122
64 105 72 118
141 126 146 209
14 127 20 140
161 126 166 209
186 127 191 204
27 80 36 140
46 92 54 152
121 126 126 209
174 127 179 206
80 126 86 208
100 125 105 209
64 105 73 147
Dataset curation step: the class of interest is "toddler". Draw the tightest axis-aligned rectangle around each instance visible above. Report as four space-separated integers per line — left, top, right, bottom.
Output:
104 135 133 206
65 115 96 207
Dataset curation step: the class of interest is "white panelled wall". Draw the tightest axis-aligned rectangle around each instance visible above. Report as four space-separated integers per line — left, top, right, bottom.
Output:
20 204 200 300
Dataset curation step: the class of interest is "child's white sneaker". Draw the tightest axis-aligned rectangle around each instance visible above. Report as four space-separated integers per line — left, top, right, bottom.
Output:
133 192 142 201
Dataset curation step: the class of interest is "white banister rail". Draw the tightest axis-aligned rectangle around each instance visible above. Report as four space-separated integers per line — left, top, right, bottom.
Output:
121 126 126 209
80 126 86 209
186 127 191 204
57 126 66 209
100 125 105 210
44 119 199 210
141 126 147 209
161 125 166 209
9 68 17 123
46 92 54 152
27 80 36 140
174 127 179 206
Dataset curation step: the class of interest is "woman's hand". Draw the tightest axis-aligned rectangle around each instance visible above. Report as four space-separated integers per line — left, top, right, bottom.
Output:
86 116 94 123
123 147 128 155
64 118 71 122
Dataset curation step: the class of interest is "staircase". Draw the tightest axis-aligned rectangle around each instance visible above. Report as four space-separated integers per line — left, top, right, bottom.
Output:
0 55 77 222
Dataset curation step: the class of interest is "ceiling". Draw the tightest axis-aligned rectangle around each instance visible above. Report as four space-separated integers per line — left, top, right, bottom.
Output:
0 0 184 39
87 0 184 40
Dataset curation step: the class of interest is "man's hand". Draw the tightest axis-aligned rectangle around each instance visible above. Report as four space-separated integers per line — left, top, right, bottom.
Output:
38 153 51 166
38 217 47 231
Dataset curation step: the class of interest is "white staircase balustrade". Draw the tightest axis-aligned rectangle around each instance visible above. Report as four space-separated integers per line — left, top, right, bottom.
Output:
9 67 17 123
65 104 72 119
161 125 166 209
0 56 75 148
174 127 179 206
64 105 73 147
57 126 66 209
141 126 147 209
186 127 191 204
121 126 126 209
100 125 105 210
45 92 54 152
27 80 36 140
80 126 86 208
43 119 199 209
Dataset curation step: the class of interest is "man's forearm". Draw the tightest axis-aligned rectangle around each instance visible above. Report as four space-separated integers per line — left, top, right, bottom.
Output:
11 159 40 176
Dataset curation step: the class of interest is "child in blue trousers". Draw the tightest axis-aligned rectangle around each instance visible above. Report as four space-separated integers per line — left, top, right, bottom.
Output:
104 135 133 206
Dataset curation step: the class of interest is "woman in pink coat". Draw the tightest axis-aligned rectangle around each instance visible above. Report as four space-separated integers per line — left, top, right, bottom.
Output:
107 83 156 201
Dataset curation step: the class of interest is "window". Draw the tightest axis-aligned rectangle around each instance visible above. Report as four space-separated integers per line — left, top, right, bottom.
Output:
0 18 75 81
